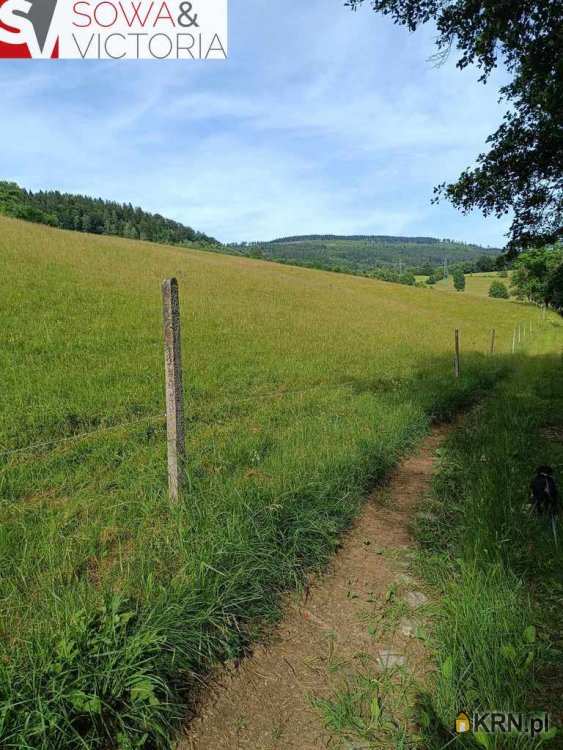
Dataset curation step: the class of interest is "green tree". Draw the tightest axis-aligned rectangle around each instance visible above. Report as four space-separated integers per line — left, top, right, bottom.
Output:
546 263 563 311
510 246 563 305
453 269 466 292
475 255 495 273
489 280 510 299
0 181 219 247
348 1 562 252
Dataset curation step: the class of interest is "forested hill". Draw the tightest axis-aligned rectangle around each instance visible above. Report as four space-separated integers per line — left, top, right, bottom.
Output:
270 234 446 244
229 234 501 274
0 181 219 247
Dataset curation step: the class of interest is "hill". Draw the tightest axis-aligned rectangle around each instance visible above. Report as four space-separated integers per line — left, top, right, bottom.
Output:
0 216 557 749
0 180 219 247
229 234 501 274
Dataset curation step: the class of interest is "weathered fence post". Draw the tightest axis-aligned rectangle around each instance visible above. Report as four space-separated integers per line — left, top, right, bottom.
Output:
512 328 516 354
518 325 522 344
490 329 496 355
454 329 461 378
162 278 186 503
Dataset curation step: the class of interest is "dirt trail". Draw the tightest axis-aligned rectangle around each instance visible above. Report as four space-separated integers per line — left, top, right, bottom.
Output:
178 424 451 750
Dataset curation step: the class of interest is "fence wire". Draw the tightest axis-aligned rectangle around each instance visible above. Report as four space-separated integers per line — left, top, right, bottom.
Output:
0 319 544 461
0 412 166 459
0 379 366 460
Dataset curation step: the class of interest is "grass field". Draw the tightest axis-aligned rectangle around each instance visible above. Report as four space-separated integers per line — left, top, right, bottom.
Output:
0 215 559 749
433 271 514 298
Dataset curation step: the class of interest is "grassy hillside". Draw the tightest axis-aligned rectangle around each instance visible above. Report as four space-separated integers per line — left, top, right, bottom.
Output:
0 216 558 749
433 271 514 298
230 235 500 274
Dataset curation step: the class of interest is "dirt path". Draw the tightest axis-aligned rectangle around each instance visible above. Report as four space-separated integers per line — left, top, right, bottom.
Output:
178 424 451 750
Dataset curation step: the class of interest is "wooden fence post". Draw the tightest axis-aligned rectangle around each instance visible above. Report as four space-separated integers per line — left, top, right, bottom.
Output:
512 328 516 354
454 329 460 378
490 329 496 355
162 278 186 503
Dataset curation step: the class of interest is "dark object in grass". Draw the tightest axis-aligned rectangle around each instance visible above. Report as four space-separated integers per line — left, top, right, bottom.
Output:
530 466 560 516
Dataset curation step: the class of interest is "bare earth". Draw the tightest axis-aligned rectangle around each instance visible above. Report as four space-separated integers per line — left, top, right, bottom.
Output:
177 424 451 750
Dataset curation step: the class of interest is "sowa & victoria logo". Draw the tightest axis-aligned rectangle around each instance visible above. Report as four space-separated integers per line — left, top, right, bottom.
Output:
0 0 227 59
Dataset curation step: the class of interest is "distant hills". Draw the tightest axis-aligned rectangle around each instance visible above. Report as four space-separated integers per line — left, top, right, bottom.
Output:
228 235 502 275
0 181 502 275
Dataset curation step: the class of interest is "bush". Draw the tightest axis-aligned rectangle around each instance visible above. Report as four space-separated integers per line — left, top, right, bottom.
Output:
453 269 465 292
489 280 510 298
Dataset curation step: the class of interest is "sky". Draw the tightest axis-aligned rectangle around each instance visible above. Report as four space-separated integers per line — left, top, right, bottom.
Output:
0 0 513 246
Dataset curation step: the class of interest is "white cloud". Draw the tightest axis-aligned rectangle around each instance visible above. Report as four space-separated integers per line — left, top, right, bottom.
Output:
0 0 512 246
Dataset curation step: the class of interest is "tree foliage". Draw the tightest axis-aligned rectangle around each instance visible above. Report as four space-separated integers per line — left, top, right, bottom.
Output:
0 181 219 247
348 0 563 252
230 236 499 275
453 268 466 291
510 245 563 308
489 280 510 299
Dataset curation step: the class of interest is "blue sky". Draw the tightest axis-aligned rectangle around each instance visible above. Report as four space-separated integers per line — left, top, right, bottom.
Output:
1 0 512 246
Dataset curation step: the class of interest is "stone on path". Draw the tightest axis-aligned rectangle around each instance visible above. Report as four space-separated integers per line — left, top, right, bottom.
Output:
399 618 417 637
377 649 406 669
405 591 429 609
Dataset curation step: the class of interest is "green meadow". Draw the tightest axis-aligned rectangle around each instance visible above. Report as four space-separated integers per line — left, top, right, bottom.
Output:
434 271 514 298
0 215 560 748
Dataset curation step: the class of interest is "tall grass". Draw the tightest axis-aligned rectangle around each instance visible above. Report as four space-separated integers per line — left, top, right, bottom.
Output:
416 330 563 749
0 216 559 748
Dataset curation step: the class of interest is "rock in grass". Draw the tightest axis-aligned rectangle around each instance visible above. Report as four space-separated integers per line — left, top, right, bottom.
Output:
377 649 406 669
405 591 429 609
416 511 438 522
399 618 416 637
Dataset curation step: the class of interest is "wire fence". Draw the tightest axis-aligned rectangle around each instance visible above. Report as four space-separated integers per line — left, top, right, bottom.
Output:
0 305 548 466
0 379 367 461
0 412 167 459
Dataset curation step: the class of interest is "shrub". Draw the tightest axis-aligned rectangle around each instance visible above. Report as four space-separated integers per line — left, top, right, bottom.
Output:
453 269 465 292
489 280 510 299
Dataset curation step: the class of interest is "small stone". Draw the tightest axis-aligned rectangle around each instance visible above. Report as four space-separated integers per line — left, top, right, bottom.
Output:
399 618 416 637
416 511 438 522
344 742 371 750
405 591 429 609
377 649 406 669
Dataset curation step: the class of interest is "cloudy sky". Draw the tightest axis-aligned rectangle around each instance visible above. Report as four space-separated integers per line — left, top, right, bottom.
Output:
1 0 512 245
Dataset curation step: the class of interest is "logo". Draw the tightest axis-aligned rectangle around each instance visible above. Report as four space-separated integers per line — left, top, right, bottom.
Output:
0 0 227 59
455 712 471 734
455 711 555 740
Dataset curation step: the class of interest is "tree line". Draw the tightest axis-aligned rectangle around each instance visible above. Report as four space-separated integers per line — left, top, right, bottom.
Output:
0 182 219 247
